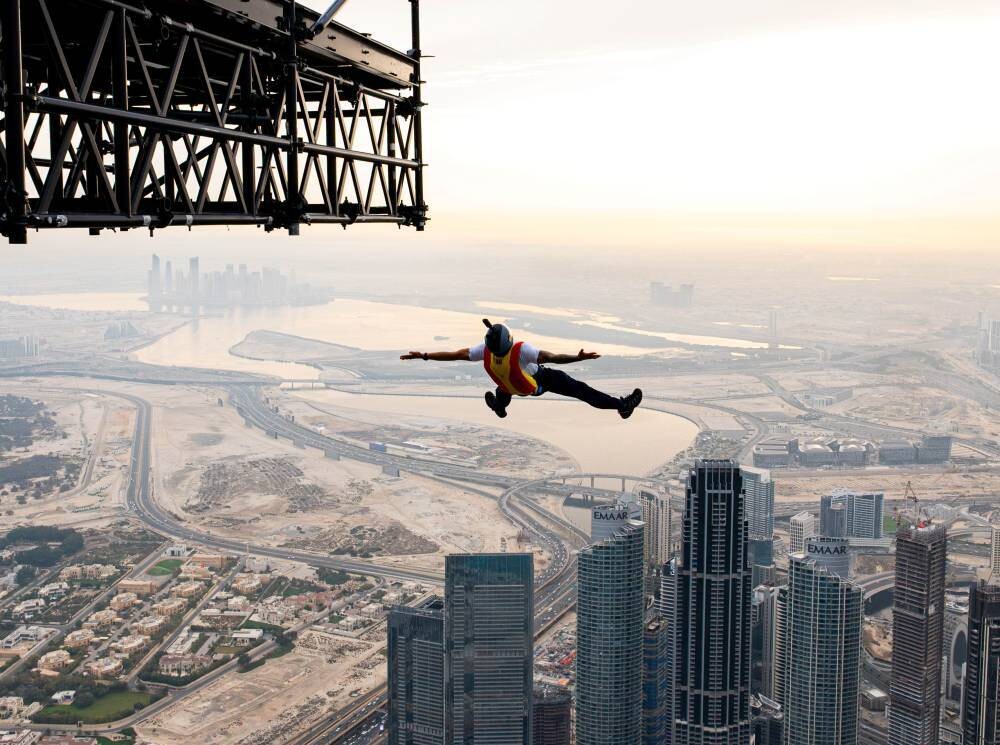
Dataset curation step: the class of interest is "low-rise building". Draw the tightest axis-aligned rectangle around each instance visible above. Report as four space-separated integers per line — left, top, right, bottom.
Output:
84 609 119 628
59 564 116 581
338 615 367 630
62 629 95 650
37 583 69 600
0 698 25 717
158 654 212 677
49 691 75 706
38 734 97 745
171 581 204 599
2 626 48 649
117 580 156 596
194 609 247 630
178 564 214 581
231 574 263 596
87 657 123 678
188 554 226 571
11 599 45 620
109 592 138 612
132 616 168 635
37 649 72 672
230 628 263 646
356 602 383 619
0 730 42 745
227 596 251 612
153 598 187 617
110 634 148 657
165 545 190 557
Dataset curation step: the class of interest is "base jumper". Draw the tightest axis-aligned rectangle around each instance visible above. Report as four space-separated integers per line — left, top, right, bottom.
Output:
400 319 643 419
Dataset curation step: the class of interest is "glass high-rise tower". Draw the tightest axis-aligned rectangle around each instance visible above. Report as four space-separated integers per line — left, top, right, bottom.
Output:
388 598 448 745
962 581 1000 745
445 553 534 745
781 546 863 745
674 460 752 745
889 523 947 745
576 504 645 745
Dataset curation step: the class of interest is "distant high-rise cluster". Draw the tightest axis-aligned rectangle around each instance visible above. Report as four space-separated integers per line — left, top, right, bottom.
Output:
384 459 981 745
0 335 39 360
146 254 332 311
975 312 1000 368
649 281 694 308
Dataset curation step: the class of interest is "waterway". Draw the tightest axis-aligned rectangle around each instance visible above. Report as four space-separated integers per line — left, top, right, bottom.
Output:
297 388 697 475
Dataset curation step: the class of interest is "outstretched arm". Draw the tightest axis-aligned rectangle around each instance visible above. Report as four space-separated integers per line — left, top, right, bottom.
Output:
537 349 600 365
400 348 471 362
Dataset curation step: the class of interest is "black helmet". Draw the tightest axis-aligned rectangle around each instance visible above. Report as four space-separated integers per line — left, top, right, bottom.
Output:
482 318 514 356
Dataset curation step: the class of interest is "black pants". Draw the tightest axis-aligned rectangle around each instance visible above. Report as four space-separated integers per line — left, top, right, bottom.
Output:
493 367 621 411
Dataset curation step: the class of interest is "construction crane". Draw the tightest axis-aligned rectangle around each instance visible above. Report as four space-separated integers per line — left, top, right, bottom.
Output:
899 479 930 528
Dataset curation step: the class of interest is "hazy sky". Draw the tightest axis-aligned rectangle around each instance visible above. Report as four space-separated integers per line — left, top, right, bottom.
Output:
313 0 1000 252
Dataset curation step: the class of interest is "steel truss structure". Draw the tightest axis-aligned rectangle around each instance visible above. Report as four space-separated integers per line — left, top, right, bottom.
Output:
0 0 426 244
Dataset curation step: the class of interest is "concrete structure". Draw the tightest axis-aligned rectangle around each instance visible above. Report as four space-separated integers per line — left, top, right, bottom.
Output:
154 598 188 617
962 582 1000 745
133 616 168 635
446 554 533 745
386 597 451 745
577 504 645 745
636 487 671 569
743 467 774 539
532 685 571 745
674 460 751 745
889 523 947 745
657 558 678 745
788 512 815 555
111 634 148 657
752 439 792 468
2 626 48 649
781 547 863 745
642 616 669 745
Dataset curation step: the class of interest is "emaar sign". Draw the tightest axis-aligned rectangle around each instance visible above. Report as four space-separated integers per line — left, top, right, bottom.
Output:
590 502 641 542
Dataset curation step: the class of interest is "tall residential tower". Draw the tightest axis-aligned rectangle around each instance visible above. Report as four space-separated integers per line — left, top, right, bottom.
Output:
674 460 752 745
445 553 534 744
576 502 645 745
889 523 947 745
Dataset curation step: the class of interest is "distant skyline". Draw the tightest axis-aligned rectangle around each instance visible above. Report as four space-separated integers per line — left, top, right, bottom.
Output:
319 0 1000 252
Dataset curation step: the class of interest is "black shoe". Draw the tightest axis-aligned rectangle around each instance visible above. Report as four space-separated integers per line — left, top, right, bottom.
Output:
619 388 643 419
485 391 507 418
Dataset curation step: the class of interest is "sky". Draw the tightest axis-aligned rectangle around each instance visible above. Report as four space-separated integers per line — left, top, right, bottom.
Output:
310 0 1000 253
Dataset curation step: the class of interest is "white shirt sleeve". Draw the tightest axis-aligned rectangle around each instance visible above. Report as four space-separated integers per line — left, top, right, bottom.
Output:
468 342 486 362
519 342 540 367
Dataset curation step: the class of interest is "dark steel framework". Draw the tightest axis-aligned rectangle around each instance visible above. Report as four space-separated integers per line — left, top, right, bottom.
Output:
0 0 426 244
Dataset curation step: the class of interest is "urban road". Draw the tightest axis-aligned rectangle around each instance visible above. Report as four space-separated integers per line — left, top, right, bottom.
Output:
90 383 593 742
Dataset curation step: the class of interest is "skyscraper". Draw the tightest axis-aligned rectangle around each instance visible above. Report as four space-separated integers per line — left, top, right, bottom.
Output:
149 254 162 300
751 585 781 699
889 523 946 745
821 489 884 539
643 615 669 745
532 685 571 745
992 527 1000 577
674 460 752 745
658 557 678 745
962 581 1000 745
788 512 815 555
445 553 534 744
637 487 672 569
781 545 863 745
576 502 645 745
388 598 448 745
743 467 774 538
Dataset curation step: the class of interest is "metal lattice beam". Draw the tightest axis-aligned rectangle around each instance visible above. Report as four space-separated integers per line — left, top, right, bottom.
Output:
0 0 426 244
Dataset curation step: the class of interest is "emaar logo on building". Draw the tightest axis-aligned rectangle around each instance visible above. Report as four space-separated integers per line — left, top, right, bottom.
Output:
593 510 630 520
807 542 847 556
